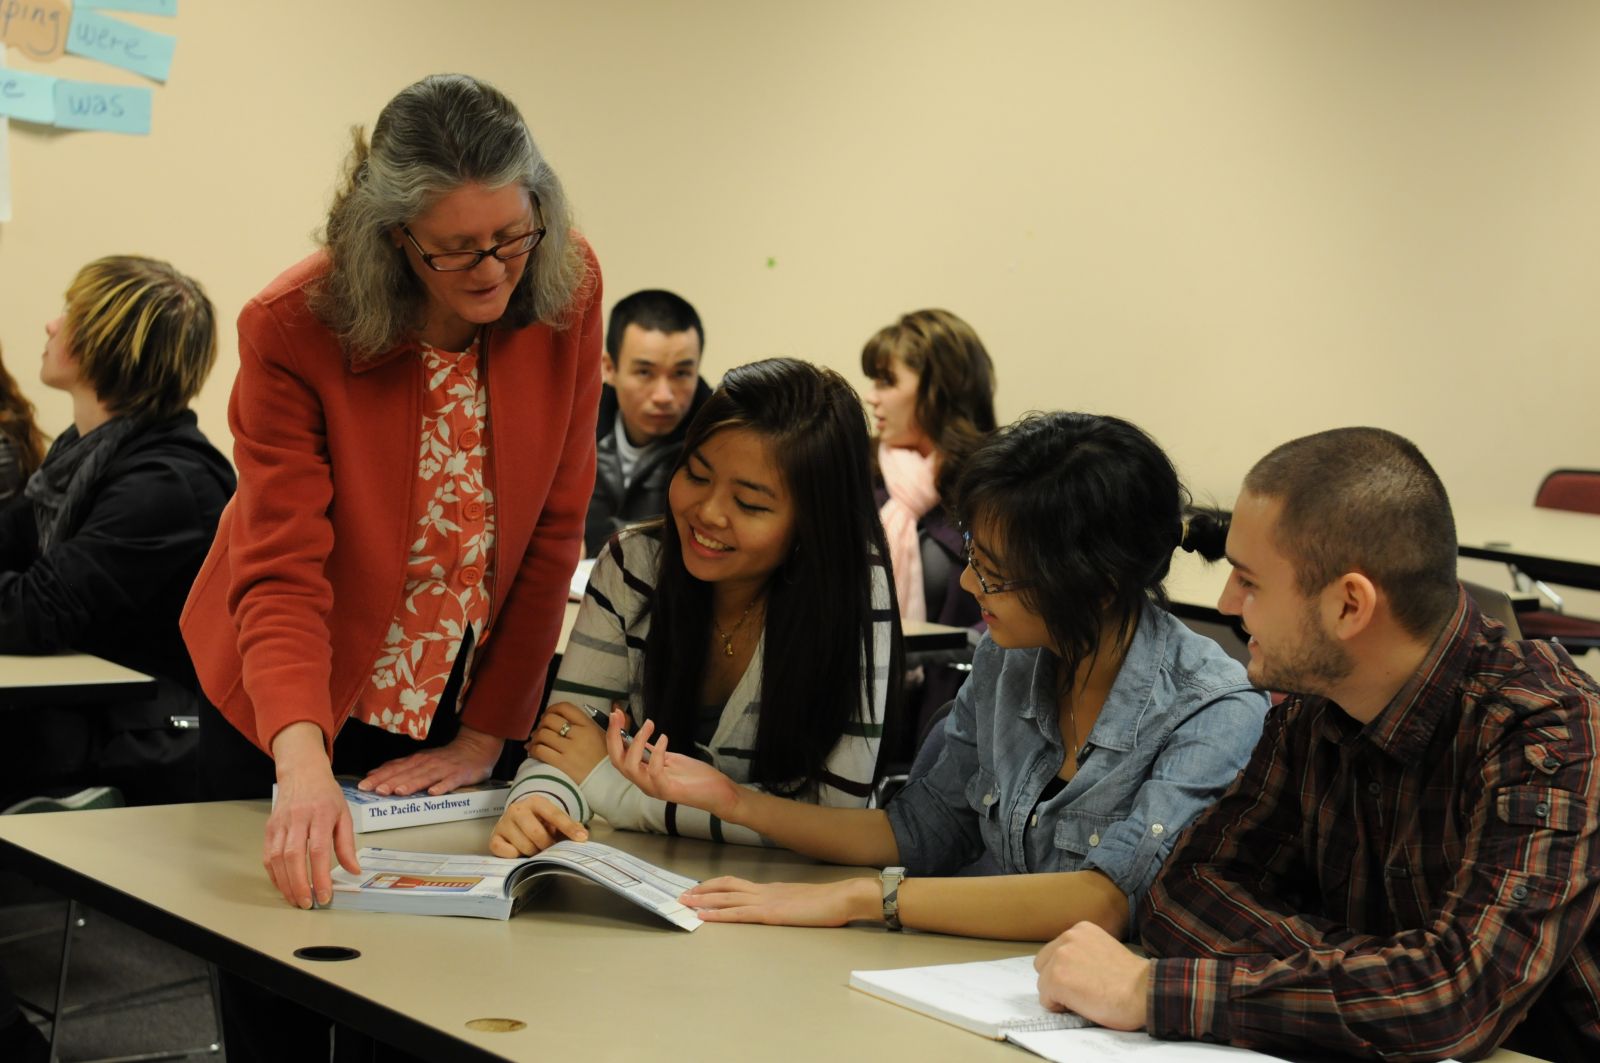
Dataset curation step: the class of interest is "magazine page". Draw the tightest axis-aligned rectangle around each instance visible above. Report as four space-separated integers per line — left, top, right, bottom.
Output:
332 849 524 904
526 840 702 931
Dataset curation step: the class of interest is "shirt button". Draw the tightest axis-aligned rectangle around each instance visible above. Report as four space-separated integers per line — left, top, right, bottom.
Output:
463 500 485 521
460 566 483 587
1511 884 1530 902
1088 833 1100 847
1029 814 1039 828
1150 823 1164 836
982 792 996 807
1542 757 1560 771
1535 802 1550 818
1367 782 1382 797
460 429 482 449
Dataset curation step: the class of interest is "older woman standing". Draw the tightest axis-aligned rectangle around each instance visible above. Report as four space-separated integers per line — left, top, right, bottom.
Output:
184 74 599 898
182 71 600 1060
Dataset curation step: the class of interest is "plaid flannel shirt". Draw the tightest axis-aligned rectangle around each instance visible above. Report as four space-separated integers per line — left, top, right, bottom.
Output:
1140 588 1600 1062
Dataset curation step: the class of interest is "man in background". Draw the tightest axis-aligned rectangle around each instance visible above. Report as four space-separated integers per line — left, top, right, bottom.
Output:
585 289 711 555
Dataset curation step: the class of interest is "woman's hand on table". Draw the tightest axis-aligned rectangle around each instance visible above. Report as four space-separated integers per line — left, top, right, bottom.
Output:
266 722 359 909
681 876 881 927
357 722 503 796
527 701 610 782
606 713 742 820
488 795 589 857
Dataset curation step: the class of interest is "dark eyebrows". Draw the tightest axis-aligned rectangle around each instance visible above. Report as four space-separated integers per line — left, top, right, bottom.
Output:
1225 553 1256 576
686 450 777 500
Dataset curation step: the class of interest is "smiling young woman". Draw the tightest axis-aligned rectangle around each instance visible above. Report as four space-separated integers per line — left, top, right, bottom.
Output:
493 358 903 855
602 411 1268 944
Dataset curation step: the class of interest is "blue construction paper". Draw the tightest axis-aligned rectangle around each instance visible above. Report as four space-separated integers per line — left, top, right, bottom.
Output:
52 79 151 135
75 0 178 15
0 67 56 124
66 8 176 82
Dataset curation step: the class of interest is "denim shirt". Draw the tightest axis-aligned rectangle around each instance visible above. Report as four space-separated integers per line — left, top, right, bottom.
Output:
886 604 1267 917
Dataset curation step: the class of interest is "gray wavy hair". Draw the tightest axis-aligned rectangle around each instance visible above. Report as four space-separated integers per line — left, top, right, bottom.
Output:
309 73 588 362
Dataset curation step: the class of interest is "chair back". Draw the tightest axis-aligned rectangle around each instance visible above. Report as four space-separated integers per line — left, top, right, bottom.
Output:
1534 469 1600 515
1463 581 1522 639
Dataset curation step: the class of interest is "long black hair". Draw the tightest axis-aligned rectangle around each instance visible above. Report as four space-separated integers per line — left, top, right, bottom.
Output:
637 358 903 794
953 412 1226 687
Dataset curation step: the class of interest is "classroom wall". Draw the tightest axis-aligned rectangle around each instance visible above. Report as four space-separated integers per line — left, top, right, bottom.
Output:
2 0 1597 525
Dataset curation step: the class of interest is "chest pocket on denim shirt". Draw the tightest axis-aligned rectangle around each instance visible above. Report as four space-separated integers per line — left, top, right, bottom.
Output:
1052 809 1120 867
965 768 1004 852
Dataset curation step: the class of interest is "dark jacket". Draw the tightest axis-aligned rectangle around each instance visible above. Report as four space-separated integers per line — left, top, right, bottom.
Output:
0 411 235 801
584 377 713 555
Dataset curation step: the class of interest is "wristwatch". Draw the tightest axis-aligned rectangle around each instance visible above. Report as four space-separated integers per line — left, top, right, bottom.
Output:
879 866 906 931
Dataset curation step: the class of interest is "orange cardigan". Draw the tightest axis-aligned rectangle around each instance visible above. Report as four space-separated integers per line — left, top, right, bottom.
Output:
182 246 602 753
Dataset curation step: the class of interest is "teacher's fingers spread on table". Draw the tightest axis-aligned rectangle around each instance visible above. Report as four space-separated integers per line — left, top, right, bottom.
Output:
264 770 358 909
488 795 588 857
1033 921 1152 1030
357 724 501 797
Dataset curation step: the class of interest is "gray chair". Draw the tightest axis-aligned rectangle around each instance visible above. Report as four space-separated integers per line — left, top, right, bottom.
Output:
1463 580 1522 639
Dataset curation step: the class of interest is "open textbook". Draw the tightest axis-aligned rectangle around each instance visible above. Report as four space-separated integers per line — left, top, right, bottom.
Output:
328 840 702 929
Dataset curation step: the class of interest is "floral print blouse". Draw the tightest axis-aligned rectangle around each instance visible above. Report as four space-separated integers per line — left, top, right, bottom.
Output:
355 339 495 738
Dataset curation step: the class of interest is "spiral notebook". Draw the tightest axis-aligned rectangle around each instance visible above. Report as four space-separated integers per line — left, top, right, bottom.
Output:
848 954 1088 1039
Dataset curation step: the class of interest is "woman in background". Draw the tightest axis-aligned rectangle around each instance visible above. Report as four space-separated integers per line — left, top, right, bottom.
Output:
494 358 900 853
0 256 233 808
862 308 997 750
607 412 1267 943
0 344 46 503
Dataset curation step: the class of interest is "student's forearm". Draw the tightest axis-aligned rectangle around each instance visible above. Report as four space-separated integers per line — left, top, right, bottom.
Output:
899 869 1130 942
726 789 899 867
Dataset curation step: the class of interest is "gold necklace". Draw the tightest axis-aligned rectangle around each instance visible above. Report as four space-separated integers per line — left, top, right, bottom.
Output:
713 599 760 657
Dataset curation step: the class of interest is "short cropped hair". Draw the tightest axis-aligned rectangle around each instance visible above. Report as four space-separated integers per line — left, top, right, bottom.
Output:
64 256 217 422
953 411 1190 685
1244 427 1457 637
605 289 704 359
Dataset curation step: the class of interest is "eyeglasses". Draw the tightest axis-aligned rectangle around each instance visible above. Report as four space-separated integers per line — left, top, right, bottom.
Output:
962 530 1031 595
401 222 547 272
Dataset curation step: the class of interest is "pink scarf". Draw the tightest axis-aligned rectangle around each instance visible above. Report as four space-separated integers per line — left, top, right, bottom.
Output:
878 442 940 623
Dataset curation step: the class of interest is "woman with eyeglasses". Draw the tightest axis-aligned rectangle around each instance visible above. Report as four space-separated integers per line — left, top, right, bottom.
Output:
184 74 598 903
606 411 1267 942
493 357 900 857
182 72 600 1061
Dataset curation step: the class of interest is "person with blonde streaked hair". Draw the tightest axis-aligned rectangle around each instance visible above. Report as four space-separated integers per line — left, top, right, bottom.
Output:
0 254 234 809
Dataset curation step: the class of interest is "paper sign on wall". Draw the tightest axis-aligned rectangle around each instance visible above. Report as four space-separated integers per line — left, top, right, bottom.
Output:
0 66 57 124
66 8 175 82
76 0 178 15
52 77 150 134
0 0 72 61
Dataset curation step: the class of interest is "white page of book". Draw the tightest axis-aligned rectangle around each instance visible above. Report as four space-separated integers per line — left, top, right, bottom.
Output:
1008 1028 1459 1063
852 954 1085 1035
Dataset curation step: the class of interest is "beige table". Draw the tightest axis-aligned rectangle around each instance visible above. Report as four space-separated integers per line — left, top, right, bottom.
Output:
1456 507 1600 592
0 802 1556 1063
0 802 1035 1062
0 652 157 708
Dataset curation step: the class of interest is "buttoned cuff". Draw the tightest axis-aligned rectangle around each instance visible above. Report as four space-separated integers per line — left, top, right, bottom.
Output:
1147 957 1235 1044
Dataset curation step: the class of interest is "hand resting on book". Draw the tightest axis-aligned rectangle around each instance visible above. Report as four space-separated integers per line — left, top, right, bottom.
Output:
1034 921 1151 1031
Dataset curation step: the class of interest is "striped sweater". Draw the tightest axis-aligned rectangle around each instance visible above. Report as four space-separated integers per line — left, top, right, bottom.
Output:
507 529 894 845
